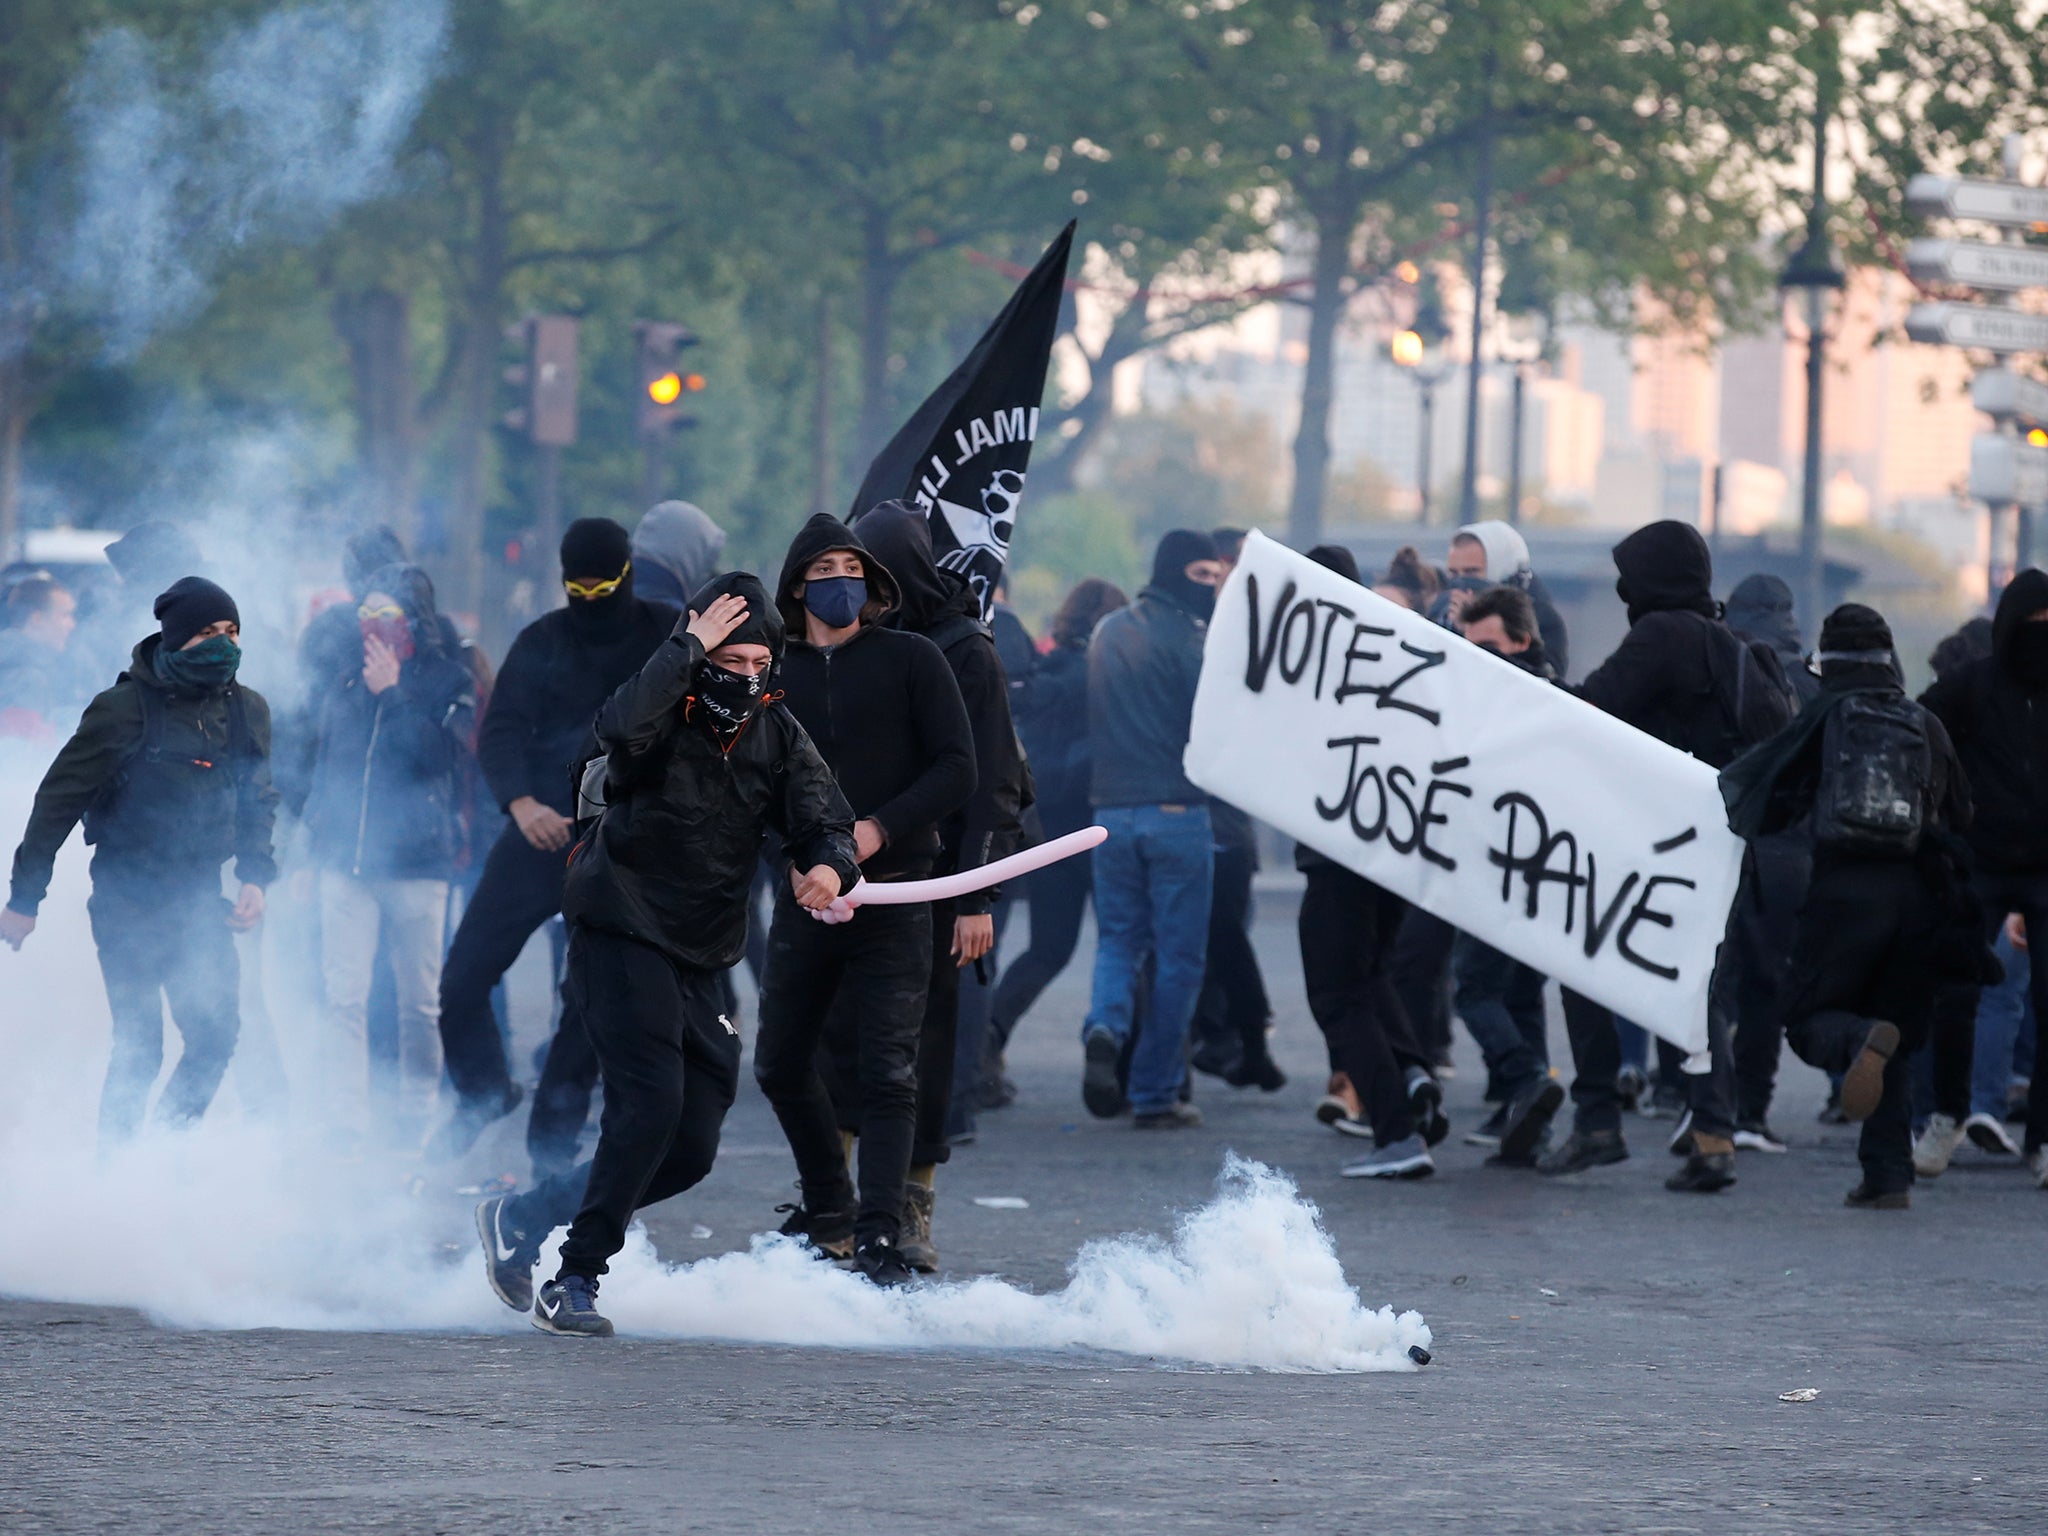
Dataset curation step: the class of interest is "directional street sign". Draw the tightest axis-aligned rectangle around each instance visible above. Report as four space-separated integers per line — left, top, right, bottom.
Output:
1905 302 2048 354
1972 368 2048 428
1970 433 2048 507
1906 238 2048 293
1908 174 2048 228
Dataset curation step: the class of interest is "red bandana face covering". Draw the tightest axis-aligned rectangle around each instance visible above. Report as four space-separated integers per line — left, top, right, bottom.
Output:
360 614 415 662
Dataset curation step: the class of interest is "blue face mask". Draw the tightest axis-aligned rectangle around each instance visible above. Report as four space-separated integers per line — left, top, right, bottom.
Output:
155 634 242 692
803 575 867 630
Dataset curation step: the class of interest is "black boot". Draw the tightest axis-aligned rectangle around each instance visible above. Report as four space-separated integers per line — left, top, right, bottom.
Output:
1537 1126 1629 1176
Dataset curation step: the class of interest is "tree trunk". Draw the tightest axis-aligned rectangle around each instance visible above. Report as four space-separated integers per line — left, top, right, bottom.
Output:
1286 198 1355 548
0 141 23 559
333 286 420 547
1031 298 1150 501
444 126 510 621
854 208 902 468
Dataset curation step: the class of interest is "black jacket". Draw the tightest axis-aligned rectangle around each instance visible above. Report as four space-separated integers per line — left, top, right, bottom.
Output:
304 646 476 881
563 573 860 971
773 512 976 883
853 504 1029 913
1015 642 1092 835
1088 587 1208 807
1576 522 1793 767
1725 572 1820 709
7 636 278 913
1921 568 2048 873
477 596 676 816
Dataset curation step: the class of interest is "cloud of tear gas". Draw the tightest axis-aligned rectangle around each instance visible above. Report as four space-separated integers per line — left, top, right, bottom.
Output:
61 0 449 359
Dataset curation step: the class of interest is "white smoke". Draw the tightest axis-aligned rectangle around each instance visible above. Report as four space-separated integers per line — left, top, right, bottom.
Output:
59 0 449 358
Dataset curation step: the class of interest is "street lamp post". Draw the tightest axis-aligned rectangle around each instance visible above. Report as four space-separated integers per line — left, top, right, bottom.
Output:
1393 277 1452 525
1780 90 1846 636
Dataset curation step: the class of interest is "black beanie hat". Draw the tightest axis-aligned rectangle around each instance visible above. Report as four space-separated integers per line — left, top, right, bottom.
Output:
559 517 632 580
1819 602 1894 659
154 576 239 653
1151 529 1218 589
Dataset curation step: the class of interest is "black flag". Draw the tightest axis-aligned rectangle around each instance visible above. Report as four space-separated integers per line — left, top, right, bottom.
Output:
849 221 1075 616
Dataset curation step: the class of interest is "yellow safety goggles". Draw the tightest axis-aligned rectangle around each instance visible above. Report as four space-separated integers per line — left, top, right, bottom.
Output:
564 561 630 601
357 602 404 621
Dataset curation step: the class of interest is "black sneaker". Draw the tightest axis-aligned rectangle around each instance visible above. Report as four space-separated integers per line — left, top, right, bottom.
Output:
1498 1079 1566 1164
426 1082 526 1165
1082 1030 1128 1119
1844 1182 1910 1210
1223 1051 1287 1092
1665 1151 1736 1193
852 1234 917 1288
1405 1068 1450 1148
774 1199 854 1261
1537 1127 1629 1176
475 1195 541 1312
533 1274 613 1337
1464 1103 1510 1149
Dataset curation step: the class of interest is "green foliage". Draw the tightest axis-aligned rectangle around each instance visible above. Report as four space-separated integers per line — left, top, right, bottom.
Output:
1004 489 1145 634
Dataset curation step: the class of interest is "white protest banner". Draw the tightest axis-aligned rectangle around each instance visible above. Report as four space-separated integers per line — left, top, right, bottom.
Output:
1183 532 1743 1056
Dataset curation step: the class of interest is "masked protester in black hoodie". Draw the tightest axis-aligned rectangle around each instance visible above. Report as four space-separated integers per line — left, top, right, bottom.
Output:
3 577 277 1141
429 518 678 1161
1919 568 2048 1187
477 573 860 1336
825 500 1027 1271
752 512 976 1287
1540 520 1794 1192
1721 604 1971 1206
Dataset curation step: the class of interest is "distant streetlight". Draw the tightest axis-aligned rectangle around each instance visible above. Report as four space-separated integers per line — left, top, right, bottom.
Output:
1781 88 1846 636
1393 276 1452 524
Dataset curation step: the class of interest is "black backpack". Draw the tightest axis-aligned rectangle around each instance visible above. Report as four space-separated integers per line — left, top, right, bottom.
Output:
1812 694 1933 856
1690 619 1796 768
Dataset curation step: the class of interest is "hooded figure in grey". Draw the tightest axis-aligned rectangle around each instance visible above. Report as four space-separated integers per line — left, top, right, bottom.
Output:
631 502 727 613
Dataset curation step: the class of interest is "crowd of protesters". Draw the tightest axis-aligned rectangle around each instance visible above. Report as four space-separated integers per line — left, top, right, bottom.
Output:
1 495 2042 1336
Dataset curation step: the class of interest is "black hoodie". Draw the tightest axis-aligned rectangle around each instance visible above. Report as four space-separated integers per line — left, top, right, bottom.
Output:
772 512 976 884
851 502 1029 912
1726 572 1820 708
1921 568 2048 872
1576 521 1792 766
562 572 860 969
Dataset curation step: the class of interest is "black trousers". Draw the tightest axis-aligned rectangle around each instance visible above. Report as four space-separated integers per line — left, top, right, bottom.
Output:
946 890 1014 1139
527 1002 600 1177
1561 988 1623 1134
755 897 930 1242
989 849 1091 1048
1779 856 1947 1192
1562 957 1739 1142
1730 831 1812 1125
1925 866 2048 1151
509 927 739 1280
1298 867 1424 1143
1390 907 1456 1065
1197 846 1273 1066
88 869 240 1142
438 824 564 1103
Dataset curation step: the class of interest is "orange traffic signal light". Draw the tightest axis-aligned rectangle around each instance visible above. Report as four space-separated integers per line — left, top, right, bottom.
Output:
648 371 684 406
634 320 700 437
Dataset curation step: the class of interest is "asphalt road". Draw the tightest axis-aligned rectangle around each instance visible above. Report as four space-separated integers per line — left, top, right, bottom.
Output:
6 893 2045 1535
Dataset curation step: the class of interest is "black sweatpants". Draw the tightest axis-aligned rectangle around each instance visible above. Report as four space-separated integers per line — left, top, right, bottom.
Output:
947 890 1014 1140
1200 846 1274 1067
509 926 739 1281
755 896 930 1243
88 869 241 1142
1730 830 1812 1125
1298 866 1424 1143
1925 866 2048 1151
990 849 1091 1047
1779 856 1947 1193
1563 959 1739 1142
438 824 564 1104
1390 907 1456 1066
526 1003 600 1177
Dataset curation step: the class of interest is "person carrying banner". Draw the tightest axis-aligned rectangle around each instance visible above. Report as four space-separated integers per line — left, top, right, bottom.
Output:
429 517 678 1163
834 501 1028 1271
1080 530 1223 1128
751 514 975 1286
2 577 276 1142
1721 604 1975 1208
476 575 860 1335
1541 521 1793 1192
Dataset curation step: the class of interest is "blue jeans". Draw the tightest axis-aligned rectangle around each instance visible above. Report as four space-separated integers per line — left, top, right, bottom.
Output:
1972 931 2034 1119
1085 803 1215 1113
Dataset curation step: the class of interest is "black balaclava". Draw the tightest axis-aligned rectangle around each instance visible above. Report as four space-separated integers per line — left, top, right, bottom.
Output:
343 526 409 600
1724 572 1802 658
1150 529 1220 621
1611 520 1718 626
559 517 636 639
1306 543 1362 584
152 576 241 692
1992 567 2048 690
850 500 953 634
1816 602 1899 691
686 572 782 744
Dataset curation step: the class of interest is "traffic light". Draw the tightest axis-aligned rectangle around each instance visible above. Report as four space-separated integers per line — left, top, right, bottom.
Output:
635 320 704 437
502 315 580 446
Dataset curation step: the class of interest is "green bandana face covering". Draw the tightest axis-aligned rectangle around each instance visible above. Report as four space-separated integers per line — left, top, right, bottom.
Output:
155 634 242 691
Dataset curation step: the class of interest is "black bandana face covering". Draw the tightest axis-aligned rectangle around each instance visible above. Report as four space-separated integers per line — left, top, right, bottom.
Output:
695 662 765 736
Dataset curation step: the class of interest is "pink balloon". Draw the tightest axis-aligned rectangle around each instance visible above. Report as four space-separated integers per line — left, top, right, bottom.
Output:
807 825 1110 924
